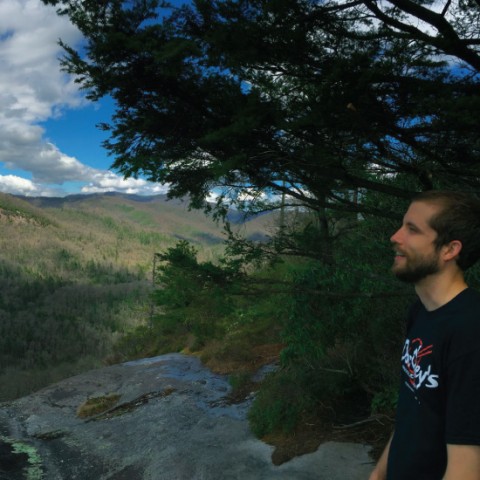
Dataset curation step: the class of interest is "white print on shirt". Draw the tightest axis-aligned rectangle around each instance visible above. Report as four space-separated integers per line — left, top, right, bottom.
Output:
401 338 439 390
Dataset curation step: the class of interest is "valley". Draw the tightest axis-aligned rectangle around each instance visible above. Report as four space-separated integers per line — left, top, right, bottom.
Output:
0 192 272 401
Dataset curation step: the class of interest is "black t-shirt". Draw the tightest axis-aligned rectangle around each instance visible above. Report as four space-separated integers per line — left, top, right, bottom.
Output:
387 288 480 480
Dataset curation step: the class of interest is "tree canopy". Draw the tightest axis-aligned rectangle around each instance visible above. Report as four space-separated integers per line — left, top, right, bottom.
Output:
42 0 480 221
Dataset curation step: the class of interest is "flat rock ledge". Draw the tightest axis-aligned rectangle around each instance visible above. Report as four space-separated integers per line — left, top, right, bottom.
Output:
0 353 375 479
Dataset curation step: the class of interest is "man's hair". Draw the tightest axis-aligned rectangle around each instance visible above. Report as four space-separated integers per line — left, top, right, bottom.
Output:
413 190 480 271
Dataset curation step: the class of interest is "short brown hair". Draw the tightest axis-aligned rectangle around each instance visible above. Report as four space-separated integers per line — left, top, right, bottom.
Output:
413 190 480 271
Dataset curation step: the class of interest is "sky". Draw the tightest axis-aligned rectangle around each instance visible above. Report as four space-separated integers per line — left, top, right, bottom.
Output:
0 0 170 198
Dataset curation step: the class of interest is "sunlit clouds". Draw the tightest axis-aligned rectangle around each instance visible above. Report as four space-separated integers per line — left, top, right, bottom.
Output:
0 0 168 197
0 174 58 197
81 172 170 195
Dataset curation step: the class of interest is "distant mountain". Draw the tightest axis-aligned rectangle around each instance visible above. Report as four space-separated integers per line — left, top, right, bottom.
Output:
0 192 274 273
17 191 169 208
20 192 273 224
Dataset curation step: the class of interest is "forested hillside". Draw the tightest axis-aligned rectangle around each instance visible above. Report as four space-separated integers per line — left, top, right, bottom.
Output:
0 192 271 401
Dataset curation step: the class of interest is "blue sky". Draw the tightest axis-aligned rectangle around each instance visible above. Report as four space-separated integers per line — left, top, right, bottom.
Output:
0 0 171 197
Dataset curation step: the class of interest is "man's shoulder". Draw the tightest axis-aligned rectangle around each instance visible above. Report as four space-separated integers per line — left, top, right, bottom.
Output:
464 287 480 299
437 287 480 313
446 289 480 351
453 287 480 309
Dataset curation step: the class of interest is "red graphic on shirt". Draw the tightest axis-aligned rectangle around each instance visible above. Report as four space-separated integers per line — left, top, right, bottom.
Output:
401 338 439 390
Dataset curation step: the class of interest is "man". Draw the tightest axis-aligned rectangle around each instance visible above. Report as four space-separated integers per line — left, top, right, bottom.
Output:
369 190 480 480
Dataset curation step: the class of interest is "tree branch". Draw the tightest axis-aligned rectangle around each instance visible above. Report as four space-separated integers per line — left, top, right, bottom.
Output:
231 288 413 298
363 0 480 70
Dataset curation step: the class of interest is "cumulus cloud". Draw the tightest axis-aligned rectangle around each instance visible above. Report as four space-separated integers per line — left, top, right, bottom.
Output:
0 0 169 197
0 174 59 196
81 171 170 196
0 0 86 192
0 1 82 119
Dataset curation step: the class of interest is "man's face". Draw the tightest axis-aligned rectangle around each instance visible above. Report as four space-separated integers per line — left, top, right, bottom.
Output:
390 201 442 284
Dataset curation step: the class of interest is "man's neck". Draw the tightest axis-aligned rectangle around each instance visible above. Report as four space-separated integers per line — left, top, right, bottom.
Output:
415 270 468 312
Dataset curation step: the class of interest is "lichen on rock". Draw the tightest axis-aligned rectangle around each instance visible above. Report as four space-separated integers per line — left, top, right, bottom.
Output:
0 435 43 480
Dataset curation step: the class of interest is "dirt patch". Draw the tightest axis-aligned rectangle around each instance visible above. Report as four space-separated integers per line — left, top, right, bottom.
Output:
77 393 121 418
84 388 176 422
262 408 393 466
201 343 284 375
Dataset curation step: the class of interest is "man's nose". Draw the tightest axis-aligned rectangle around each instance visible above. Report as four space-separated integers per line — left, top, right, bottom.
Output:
390 227 402 245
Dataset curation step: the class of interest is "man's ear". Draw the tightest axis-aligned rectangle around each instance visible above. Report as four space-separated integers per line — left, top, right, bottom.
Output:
442 240 463 262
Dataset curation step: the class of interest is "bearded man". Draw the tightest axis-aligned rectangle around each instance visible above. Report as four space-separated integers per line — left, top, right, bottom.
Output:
369 191 480 480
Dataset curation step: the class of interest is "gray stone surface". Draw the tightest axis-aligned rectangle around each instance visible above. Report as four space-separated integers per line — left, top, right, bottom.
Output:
0 353 375 479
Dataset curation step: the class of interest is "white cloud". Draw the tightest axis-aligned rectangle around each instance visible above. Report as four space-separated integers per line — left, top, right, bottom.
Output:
0 0 82 119
0 174 59 196
0 1 170 198
81 171 170 196
0 0 89 192
205 191 221 204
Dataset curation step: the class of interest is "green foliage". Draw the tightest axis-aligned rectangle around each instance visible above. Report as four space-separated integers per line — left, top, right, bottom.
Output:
113 204 155 226
245 199 414 435
371 386 399 415
112 321 189 361
0 258 150 373
228 371 252 391
117 239 288 361
248 370 314 437
152 241 238 342
0 193 52 227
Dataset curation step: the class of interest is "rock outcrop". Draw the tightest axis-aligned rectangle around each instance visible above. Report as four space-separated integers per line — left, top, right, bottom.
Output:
0 353 374 479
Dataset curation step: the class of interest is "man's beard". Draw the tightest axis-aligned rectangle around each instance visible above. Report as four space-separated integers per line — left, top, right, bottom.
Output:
393 251 440 284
